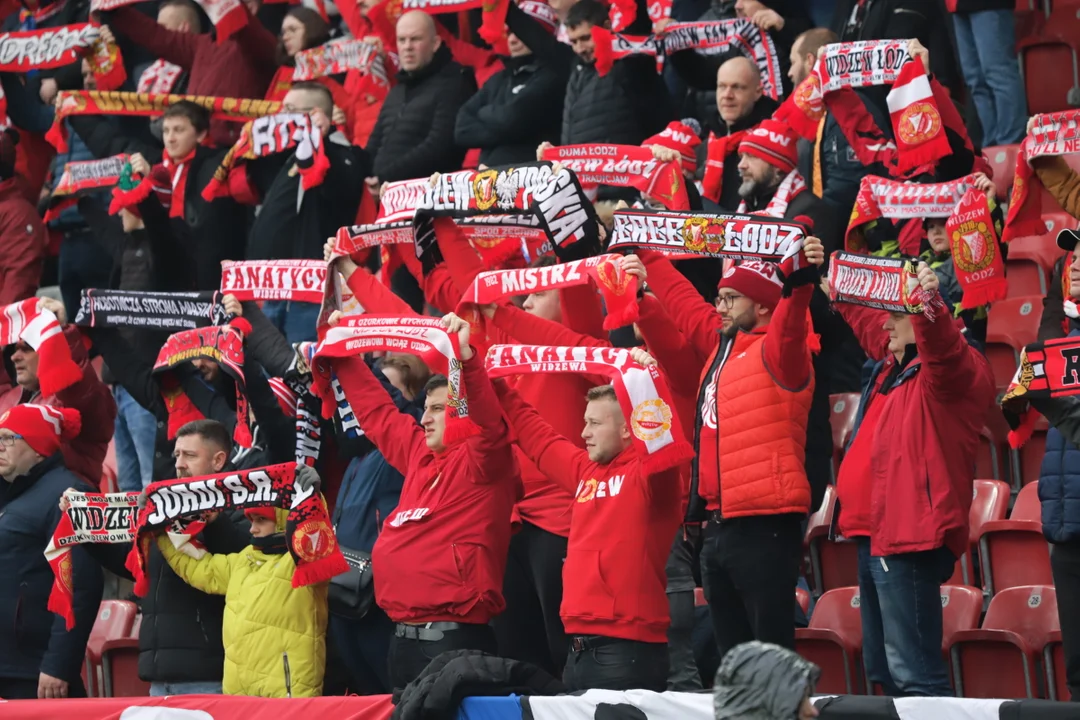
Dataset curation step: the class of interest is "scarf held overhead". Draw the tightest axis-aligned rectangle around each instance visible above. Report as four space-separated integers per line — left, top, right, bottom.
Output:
0 299 82 397
44 153 128 222
74 289 228 331
312 315 479 444
484 345 694 474
137 58 183 95
1002 335 1080 447
401 0 509 53
828 251 940 318
45 491 138 630
91 0 249 43
845 174 979 253
293 38 389 90
220 260 326 304
127 464 348 595
1004 110 1080 242
946 187 1007 308
47 91 281 152
539 144 688 210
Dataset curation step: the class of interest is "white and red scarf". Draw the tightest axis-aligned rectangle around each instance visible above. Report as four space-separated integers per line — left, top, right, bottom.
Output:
1003 110 1080 242
401 0 509 53
220 259 326 304
946 187 1007 308
202 112 328 201
137 58 183 95
609 0 671 31
828 250 943 318
45 153 128 222
312 315 480 445
845 174 979 252
376 177 430 223
458 216 553 268
736 170 806 219
485 344 694 474
776 40 949 174
293 38 389 93
0 299 81 397
91 0 248 42
540 143 689 210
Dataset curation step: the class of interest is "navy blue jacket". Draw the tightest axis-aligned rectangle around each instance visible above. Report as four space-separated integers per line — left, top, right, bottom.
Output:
0 454 103 683
1034 330 1080 544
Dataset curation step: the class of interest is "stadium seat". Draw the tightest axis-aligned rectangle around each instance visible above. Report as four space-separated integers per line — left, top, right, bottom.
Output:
795 587 864 694
100 637 149 697
949 585 1059 698
828 393 860 479
1045 630 1069 701
796 586 810 617
1019 34 1080 116
1005 259 1050 298
978 483 1053 596
978 412 1012 483
946 479 1011 586
1013 415 1050 489
83 600 138 698
805 486 860 596
941 585 984 650
986 296 1041 392
1009 229 1068 291
983 145 1020 200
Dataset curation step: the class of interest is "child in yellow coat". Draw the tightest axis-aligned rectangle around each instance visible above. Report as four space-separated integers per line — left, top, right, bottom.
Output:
157 502 329 697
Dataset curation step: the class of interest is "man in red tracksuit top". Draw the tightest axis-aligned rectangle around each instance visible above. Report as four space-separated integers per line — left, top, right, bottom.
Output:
622 236 824 659
494 348 682 692
834 263 993 697
328 313 519 690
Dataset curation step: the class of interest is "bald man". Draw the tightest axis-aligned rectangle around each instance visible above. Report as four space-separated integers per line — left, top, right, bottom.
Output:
365 11 476 185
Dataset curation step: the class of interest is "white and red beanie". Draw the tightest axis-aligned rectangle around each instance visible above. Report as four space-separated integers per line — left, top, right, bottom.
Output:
717 260 784 311
0 404 81 457
738 119 799 174
643 118 702 175
518 0 558 33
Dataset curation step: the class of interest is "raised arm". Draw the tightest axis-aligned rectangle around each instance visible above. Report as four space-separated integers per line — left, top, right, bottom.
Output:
638 251 722 358
835 302 891 362
156 534 234 595
490 303 613 347
106 8 200 69
635 294 705 397
763 285 814 390
395 245 463 315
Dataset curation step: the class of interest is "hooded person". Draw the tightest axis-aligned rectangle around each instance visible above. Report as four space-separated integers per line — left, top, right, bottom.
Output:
0 404 103 700
713 641 820 720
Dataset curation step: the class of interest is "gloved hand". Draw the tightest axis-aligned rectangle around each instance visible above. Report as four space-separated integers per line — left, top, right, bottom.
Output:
295 464 322 495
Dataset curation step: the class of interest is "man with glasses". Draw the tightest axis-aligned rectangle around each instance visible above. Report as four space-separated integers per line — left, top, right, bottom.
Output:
622 236 825 660
0 298 115 487
0 405 103 699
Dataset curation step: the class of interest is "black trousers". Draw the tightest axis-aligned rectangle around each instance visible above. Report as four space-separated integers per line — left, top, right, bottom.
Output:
563 637 669 692
388 623 497 691
1052 540 1080 701
666 529 702 690
0 675 87 699
700 513 804 660
493 521 569 677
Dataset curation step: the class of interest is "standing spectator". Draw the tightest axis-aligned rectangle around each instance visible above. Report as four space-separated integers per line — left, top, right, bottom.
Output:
0 405 103 699
948 0 1026 146
267 6 333 100
328 313 520 690
833 264 994 696
0 298 115 487
364 11 476 187
0 129 46 308
455 2 569 167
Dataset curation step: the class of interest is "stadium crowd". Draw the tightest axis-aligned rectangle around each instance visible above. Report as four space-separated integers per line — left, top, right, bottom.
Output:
0 0 1071 716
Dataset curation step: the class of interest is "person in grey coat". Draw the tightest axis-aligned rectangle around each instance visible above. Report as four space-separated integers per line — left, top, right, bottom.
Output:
713 641 820 720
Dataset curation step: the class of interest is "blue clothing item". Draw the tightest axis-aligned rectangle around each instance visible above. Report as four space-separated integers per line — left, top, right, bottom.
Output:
149 680 224 696
114 386 158 491
262 300 321 344
857 538 954 697
329 607 394 695
952 10 1027 146
1039 330 1080 544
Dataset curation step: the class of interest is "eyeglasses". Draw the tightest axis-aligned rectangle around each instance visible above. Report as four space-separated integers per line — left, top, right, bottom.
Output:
0 434 23 447
716 294 745 309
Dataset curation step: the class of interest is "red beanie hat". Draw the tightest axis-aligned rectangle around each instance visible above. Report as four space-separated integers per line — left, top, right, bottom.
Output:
0 404 81 457
518 0 558 32
717 260 784 310
245 507 277 523
738 119 800 174
644 119 702 176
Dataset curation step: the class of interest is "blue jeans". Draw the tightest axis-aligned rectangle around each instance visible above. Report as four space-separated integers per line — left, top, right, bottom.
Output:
149 680 222 696
261 301 320 344
857 538 955 697
329 607 394 695
952 10 1027 146
113 386 157 491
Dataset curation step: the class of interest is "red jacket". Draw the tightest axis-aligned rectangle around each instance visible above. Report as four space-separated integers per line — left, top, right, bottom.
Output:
497 382 683 643
333 354 520 624
838 300 995 558
0 327 115 486
109 8 278 147
0 179 46 307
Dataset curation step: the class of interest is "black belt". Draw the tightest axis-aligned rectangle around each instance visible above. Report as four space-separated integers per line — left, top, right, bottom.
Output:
569 635 625 653
395 622 468 642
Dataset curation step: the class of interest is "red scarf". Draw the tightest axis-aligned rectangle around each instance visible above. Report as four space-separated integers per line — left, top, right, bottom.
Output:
946 187 1007 308
700 129 750 204
1003 111 1080 242
828 250 943 319
137 58 183 95
220 260 326 304
845 174 979 253
736 170 806 218
0 298 81 396
395 0 509 53
44 153 127 222
540 143 689 210
1003 335 1080 447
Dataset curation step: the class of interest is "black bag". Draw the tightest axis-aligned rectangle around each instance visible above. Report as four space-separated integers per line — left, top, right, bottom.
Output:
328 545 375 619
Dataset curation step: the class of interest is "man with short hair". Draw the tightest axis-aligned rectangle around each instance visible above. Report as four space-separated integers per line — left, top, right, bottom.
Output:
0 405 103 700
365 11 476 187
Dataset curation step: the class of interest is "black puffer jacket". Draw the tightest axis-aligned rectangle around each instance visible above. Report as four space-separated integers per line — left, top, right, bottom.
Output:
368 45 476 183
562 57 672 146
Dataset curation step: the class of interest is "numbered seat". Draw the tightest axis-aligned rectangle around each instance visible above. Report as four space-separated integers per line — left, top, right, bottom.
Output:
795 587 864 694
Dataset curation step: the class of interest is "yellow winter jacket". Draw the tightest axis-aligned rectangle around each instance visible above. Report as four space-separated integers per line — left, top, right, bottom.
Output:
156 512 328 698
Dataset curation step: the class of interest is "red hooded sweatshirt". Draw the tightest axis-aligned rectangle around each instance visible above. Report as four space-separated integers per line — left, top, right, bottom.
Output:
332 354 520 624
496 382 683 643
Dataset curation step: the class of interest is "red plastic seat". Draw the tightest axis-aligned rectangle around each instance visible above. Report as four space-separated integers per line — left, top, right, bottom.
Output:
1045 630 1069 701
1005 260 1050 298
983 145 1020 200
828 393 860 479
986 296 1041 392
795 587 864 694
946 480 1011 586
941 585 984 650
804 486 860 595
100 639 150 697
1009 229 1068 284
83 600 138 698
796 586 810 617
1019 34 1080 116
978 483 1052 596
949 585 1059 698
978 410 1012 482
1014 415 1050 489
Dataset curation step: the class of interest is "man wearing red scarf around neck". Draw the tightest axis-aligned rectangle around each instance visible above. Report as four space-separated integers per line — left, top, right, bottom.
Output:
622 235 824 661
325 312 520 690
